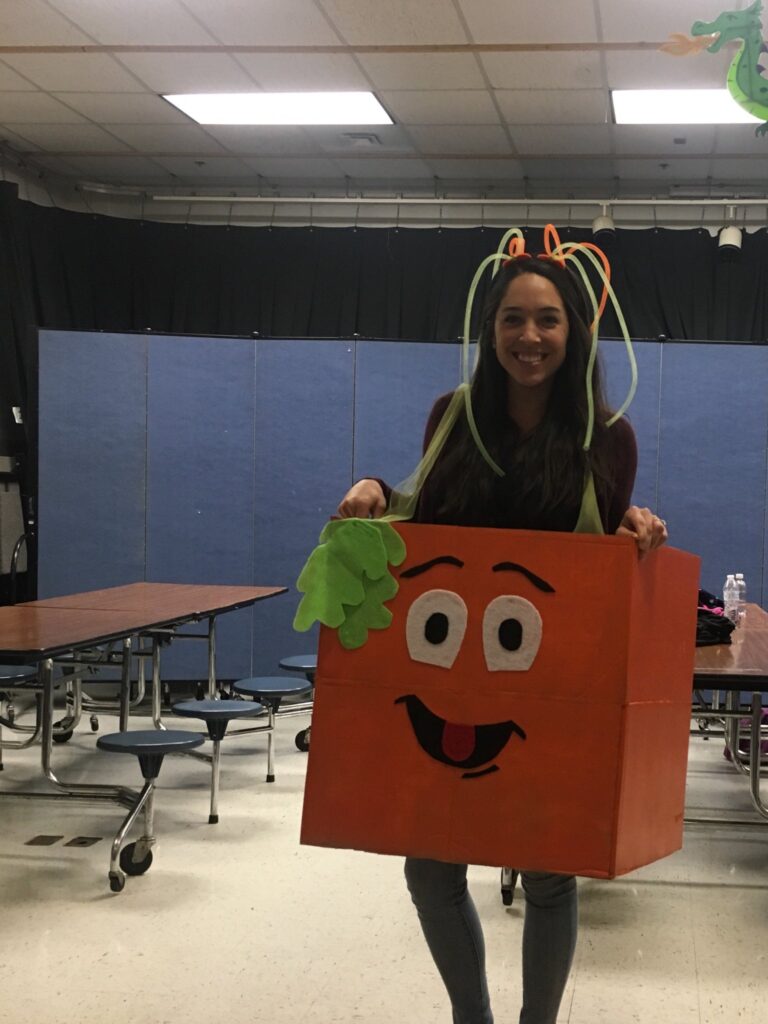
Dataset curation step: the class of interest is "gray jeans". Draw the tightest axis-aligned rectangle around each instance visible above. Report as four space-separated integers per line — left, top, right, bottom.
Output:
404 858 577 1024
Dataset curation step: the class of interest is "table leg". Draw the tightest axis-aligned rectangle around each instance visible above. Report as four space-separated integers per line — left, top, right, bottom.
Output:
40 658 134 805
748 692 768 819
206 615 217 698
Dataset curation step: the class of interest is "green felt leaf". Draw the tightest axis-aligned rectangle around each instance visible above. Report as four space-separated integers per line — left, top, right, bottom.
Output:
337 573 398 649
319 518 388 580
293 544 365 630
380 523 407 566
293 518 406 642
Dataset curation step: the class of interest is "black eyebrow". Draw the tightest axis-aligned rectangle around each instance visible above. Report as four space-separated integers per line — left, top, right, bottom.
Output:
491 562 555 593
400 555 464 579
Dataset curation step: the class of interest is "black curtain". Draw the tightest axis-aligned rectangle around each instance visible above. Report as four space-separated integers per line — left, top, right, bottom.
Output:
3 179 768 455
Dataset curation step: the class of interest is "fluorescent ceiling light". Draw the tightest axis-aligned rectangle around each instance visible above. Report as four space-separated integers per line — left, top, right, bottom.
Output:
612 89 762 125
163 91 392 125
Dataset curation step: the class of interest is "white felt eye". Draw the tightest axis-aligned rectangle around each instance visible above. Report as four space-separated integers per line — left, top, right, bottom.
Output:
482 596 542 672
406 589 468 669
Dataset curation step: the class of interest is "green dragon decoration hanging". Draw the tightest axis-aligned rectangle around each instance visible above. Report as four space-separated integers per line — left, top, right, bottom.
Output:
662 0 768 135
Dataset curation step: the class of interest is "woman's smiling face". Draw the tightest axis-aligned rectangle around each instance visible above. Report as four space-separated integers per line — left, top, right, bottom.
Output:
493 272 569 399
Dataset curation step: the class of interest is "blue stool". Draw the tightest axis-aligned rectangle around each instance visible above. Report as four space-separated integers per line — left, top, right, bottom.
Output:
96 729 204 893
171 699 265 824
0 665 40 768
278 654 317 752
233 676 313 782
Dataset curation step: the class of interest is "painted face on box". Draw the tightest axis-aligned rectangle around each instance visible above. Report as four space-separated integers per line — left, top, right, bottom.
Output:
300 520 698 877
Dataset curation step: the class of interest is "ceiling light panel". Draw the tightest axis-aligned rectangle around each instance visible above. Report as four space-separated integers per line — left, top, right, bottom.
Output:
164 92 393 126
613 89 762 124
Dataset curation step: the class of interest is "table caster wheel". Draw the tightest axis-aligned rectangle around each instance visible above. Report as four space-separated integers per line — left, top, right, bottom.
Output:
90 715 99 732
119 843 153 876
295 729 310 752
52 729 74 743
109 872 125 893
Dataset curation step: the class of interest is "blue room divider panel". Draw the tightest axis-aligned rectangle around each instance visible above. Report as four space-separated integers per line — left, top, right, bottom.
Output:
658 343 768 600
252 339 354 675
145 335 257 680
353 340 461 485
600 340 661 512
37 331 147 598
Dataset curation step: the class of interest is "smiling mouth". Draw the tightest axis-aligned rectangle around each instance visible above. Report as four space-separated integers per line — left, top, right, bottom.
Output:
513 353 546 364
395 694 526 779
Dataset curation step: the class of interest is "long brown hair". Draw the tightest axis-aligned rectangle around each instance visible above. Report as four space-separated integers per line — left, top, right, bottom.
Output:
427 257 618 526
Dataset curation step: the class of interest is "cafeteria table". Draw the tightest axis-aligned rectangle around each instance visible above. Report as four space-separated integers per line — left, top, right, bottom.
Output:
0 582 286 808
692 602 768 822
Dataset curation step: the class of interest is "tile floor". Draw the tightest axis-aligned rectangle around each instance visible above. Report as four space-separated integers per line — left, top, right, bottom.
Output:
1 704 767 1024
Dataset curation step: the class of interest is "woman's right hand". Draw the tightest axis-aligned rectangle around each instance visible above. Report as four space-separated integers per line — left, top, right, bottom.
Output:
336 479 387 519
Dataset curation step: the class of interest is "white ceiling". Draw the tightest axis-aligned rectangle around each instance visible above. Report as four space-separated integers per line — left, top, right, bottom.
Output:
0 0 765 201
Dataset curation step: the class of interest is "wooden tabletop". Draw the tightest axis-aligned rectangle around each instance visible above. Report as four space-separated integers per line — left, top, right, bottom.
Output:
25 582 286 617
694 604 768 688
1 583 287 660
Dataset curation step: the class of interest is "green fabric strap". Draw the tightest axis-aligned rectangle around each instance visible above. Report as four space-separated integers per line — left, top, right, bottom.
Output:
572 470 604 536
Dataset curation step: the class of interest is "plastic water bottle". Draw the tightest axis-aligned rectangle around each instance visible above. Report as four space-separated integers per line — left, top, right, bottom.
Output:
723 574 739 624
735 573 747 625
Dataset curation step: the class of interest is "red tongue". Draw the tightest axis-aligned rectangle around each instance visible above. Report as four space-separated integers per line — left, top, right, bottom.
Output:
442 721 476 762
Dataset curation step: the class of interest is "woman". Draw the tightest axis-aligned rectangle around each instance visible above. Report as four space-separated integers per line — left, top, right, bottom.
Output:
336 254 668 1024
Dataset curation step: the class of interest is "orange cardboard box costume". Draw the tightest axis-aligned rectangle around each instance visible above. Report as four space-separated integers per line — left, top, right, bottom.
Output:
300 522 700 878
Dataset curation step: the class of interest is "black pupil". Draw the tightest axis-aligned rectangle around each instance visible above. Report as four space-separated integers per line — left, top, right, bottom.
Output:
425 612 449 645
499 618 522 651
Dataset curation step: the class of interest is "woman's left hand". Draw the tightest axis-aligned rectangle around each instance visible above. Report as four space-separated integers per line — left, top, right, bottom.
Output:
616 506 668 558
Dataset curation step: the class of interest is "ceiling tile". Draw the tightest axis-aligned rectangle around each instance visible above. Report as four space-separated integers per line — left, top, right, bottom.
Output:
2 123 133 152
116 53 258 94
510 124 612 155
0 93 87 123
0 0 91 44
612 125 715 156
496 89 609 125
604 50 730 90
426 157 524 181
104 124 228 154
318 0 468 44
244 156 346 178
599 0 711 43
358 53 485 91
333 156 433 178
0 60 40 91
407 124 512 155
1 54 146 93
614 157 712 183
708 157 768 182
714 125 768 156
460 0 598 43
25 153 83 176
520 157 615 182
63 154 175 183
309 124 416 154
0 126 42 151
47 0 217 44
54 92 190 124
382 90 501 126
235 53 369 91
152 155 256 179
205 125 315 155
481 52 602 91
183 0 341 45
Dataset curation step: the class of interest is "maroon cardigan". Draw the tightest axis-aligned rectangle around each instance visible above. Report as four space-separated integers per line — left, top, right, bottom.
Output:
378 392 638 534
